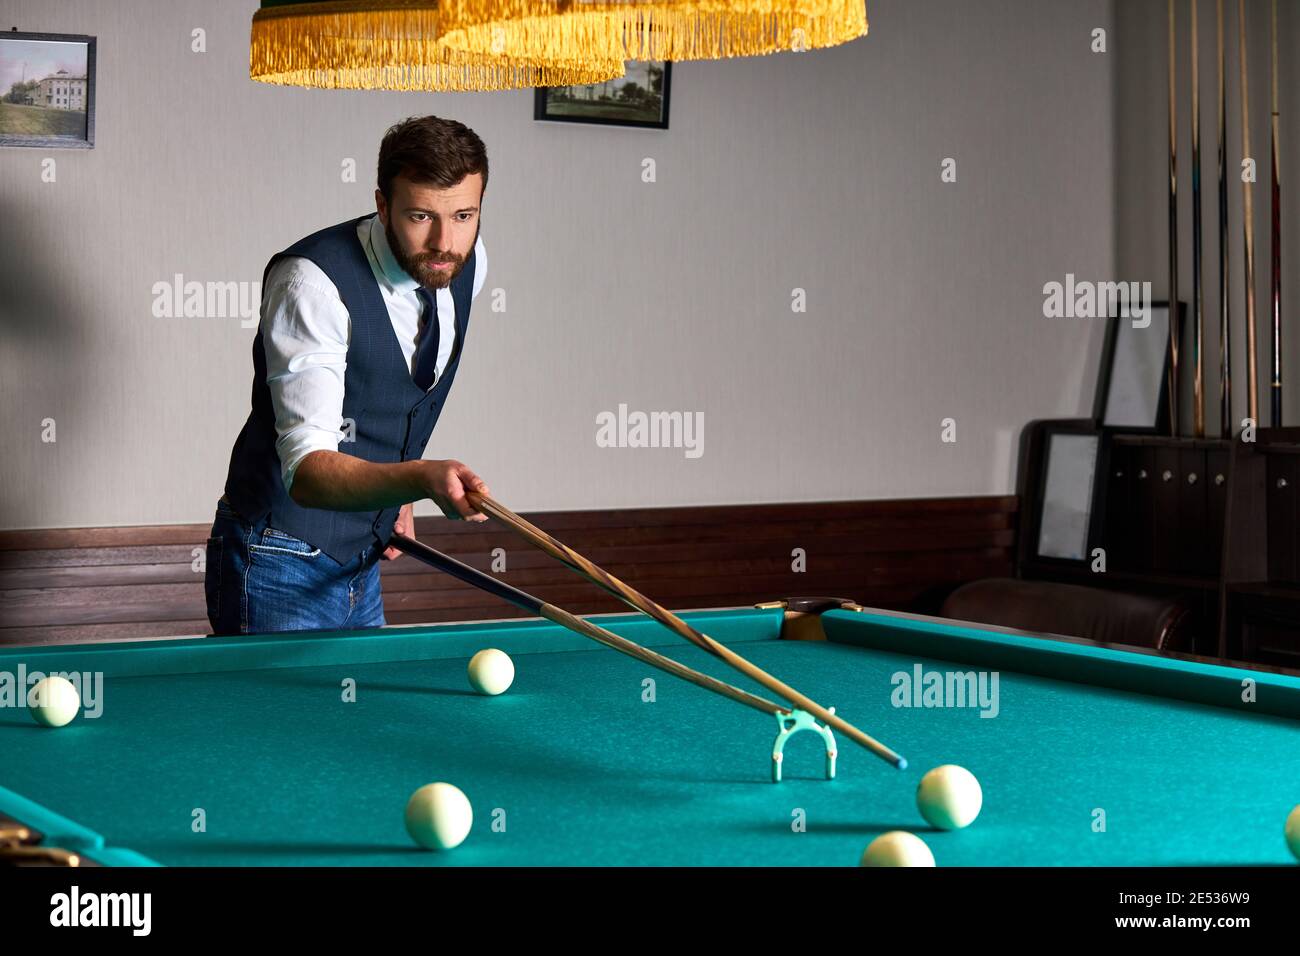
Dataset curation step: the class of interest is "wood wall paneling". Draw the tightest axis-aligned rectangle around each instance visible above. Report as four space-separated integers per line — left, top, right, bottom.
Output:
0 497 1017 646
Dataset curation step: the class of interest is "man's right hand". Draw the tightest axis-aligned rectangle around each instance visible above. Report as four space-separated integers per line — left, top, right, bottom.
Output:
288 450 492 519
417 459 491 522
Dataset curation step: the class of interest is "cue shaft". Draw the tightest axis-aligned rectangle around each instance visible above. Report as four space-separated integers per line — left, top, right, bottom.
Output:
536 603 787 717
1192 0 1205 437
388 533 788 718
467 492 909 770
1169 0 1182 436
1240 0 1259 425
1270 0 1282 425
1218 0 1232 436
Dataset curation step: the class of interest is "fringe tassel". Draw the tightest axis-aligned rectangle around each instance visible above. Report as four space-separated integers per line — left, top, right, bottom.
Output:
250 0 868 92
437 0 868 61
250 2 627 92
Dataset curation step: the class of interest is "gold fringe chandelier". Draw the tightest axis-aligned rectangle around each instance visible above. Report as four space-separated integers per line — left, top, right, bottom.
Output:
250 0 869 93
250 1 626 92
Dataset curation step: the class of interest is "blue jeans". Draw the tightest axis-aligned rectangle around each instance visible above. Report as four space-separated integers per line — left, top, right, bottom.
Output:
204 498 386 636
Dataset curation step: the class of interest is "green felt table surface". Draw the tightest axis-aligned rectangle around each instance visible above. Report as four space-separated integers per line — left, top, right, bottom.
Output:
2 607 1298 866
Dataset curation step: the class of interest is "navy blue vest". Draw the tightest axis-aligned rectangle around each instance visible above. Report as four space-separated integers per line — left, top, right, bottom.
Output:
223 214 474 562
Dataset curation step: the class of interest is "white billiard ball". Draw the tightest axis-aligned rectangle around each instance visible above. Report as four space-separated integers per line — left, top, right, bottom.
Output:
467 648 514 696
405 782 473 850
860 831 936 867
916 764 983 830
1285 805 1300 862
29 676 80 728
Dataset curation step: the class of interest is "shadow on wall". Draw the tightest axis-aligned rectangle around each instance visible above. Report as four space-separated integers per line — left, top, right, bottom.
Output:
0 195 89 531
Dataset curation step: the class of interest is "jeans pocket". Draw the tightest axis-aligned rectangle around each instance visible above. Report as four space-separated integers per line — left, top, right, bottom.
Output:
251 527 322 557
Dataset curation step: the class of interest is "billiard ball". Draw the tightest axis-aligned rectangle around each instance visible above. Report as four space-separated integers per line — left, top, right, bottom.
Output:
467 648 514 696
1285 805 1300 862
860 831 936 867
29 676 80 728
405 782 473 850
916 764 982 830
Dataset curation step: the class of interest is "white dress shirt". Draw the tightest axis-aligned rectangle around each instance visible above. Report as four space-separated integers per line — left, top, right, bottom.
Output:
259 214 487 492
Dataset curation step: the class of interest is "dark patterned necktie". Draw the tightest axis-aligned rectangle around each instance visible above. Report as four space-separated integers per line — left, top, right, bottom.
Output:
411 286 440 390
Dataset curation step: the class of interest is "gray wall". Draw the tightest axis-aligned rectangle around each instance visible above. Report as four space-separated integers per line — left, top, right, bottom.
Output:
0 0 1119 529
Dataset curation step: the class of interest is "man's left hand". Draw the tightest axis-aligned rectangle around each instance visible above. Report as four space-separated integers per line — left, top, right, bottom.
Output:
384 503 414 560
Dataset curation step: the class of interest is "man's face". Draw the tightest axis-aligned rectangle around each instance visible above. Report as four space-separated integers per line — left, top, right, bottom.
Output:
376 172 483 291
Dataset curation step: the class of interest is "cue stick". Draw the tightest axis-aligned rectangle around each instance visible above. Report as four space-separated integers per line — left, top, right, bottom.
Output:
464 491 909 771
1218 0 1232 437
1239 0 1260 425
1191 0 1206 437
388 532 791 719
1168 0 1182 436
1270 0 1282 425
0 846 82 866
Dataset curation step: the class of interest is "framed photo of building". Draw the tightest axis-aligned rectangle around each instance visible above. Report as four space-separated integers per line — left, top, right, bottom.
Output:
0 31 96 149
534 60 671 129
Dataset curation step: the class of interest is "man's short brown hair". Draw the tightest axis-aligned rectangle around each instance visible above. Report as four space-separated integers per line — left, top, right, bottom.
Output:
377 115 488 204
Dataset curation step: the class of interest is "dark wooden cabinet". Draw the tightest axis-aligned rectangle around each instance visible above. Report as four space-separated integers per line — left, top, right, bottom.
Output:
1231 586 1300 668
1221 429 1300 661
1205 447 1230 577
1132 444 1157 571
1016 420 1295 661
1104 443 1135 570
1102 436 1228 579
1264 453 1299 583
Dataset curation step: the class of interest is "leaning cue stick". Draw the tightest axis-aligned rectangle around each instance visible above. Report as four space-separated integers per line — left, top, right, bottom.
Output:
1239 0 1260 425
1218 0 1232 436
464 492 908 770
1270 0 1282 425
1192 0 1206 437
389 533 791 718
1168 0 1182 436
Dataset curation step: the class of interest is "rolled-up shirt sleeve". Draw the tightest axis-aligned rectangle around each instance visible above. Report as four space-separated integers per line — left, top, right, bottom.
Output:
259 257 351 494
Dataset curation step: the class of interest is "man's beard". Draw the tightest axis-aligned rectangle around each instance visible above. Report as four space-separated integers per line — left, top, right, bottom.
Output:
385 217 477 291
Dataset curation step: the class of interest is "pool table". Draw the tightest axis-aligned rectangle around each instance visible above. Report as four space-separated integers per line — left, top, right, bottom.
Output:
2 599 1299 867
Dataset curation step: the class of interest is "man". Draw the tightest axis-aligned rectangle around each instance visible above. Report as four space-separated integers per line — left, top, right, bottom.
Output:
206 115 492 635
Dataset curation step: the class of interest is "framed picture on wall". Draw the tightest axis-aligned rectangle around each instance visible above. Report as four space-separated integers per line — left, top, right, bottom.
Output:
534 60 671 129
0 30 96 149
